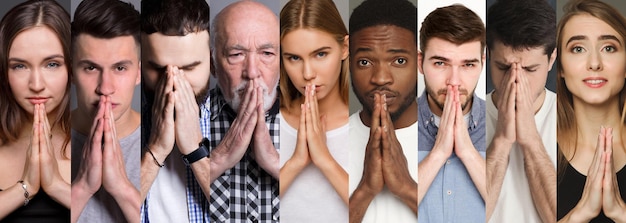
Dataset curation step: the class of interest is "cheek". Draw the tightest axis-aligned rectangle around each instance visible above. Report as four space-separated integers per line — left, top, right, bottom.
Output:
143 70 160 91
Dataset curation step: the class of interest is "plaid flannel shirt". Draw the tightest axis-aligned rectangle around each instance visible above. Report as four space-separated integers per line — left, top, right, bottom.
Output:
208 87 280 223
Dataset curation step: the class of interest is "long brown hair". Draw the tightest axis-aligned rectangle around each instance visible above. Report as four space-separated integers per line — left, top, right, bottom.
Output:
0 0 71 157
279 0 349 110
556 0 626 180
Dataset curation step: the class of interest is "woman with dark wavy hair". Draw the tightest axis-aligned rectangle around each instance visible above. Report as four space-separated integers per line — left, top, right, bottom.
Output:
0 0 71 222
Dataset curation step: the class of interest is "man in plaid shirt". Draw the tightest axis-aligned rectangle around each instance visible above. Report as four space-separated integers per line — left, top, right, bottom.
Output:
208 1 280 222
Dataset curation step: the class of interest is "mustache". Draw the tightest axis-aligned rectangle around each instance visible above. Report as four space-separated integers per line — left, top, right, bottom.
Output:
366 87 399 98
234 80 269 96
437 88 469 96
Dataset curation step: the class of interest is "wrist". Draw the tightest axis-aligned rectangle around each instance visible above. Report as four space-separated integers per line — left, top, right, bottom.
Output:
180 134 203 155
429 147 450 164
517 132 541 149
71 180 93 204
286 156 308 172
606 202 626 222
147 144 169 163
571 205 595 223
107 178 136 199
311 149 333 168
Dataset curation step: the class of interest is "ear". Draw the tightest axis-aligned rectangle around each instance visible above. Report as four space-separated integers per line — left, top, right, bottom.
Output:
547 48 557 72
482 53 486 67
135 61 141 85
418 51 424 75
341 35 349 60
210 49 217 78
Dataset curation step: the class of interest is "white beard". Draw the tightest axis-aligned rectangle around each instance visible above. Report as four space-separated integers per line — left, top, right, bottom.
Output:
226 79 277 113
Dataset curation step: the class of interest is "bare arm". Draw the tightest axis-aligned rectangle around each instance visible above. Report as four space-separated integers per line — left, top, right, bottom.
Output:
316 156 349 205
519 138 556 223
140 148 163 201
0 184 35 219
349 185 377 223
485 137 513 219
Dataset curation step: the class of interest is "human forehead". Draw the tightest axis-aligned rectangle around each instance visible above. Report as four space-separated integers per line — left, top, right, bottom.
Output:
423 38 482 61
350 25 416 53
561 14 623 45
489 41 547 65
282 28 339 53
75 34 139 63
143 32 210 65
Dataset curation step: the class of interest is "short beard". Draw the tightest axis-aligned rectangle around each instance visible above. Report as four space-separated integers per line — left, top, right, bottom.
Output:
425 83 473 112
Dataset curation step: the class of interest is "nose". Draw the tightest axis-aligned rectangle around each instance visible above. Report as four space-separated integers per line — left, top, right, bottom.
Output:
243 53 261 80
29 68 45 93
302 60 316 81
587 50 603 71
96 69 116 95
447 66 461 86
371 64 393 86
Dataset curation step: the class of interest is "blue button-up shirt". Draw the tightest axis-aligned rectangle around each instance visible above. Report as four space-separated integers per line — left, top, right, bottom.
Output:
418 91 486 223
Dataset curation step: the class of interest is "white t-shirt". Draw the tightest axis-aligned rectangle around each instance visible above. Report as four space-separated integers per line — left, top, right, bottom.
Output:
278 113 349 223
348 112 418 223
146 148 189 223
487 89 557 223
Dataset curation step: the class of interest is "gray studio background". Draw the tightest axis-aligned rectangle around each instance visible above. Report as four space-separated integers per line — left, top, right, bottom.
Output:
486 0 557 93
69 0 142 112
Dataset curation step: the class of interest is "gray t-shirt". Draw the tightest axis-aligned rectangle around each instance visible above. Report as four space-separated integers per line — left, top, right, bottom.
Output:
71 127 141 223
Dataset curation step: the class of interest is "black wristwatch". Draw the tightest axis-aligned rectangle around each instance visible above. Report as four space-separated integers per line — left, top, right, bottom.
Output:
182 137 210 166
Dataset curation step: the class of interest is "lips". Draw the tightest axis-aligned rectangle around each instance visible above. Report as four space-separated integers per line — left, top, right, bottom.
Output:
302 85 322 91
92 101 119 109
583 77 607 88
367 90 398 104
26 97 49 104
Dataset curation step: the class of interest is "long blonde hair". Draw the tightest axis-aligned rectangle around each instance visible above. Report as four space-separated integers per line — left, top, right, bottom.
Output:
556 0 626 180
279 0 349 111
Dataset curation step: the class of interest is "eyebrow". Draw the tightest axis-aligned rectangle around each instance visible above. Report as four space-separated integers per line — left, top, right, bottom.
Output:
388 48 410 54
354 47 373 54
8 54 64 63
428 55 449 62
283 46 332 57
430 55 480 64
600 35 622 46
227 43 277 52
77 59 103 70
566 34 623 46
112 60 134 68
463 58 481 64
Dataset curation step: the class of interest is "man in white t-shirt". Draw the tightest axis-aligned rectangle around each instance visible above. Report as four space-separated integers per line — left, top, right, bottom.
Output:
139 0 212 222
347 0 418 222
485 1 557 222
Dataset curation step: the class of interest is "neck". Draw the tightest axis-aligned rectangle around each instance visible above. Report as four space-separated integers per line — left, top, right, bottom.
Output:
573 96 623 149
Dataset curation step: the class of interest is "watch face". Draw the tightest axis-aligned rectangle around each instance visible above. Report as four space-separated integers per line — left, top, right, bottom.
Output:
201 137 210 148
